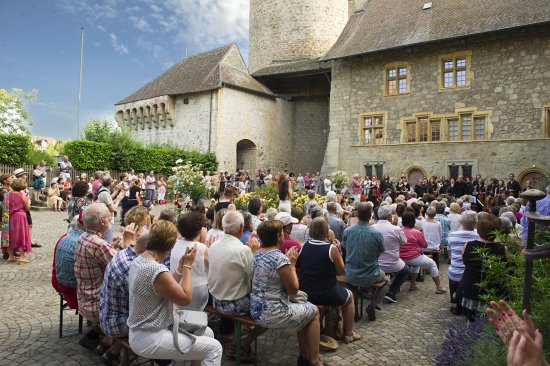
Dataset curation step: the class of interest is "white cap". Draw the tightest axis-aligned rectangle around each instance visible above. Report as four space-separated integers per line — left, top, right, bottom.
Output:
274 212 299 226
13 168 25 177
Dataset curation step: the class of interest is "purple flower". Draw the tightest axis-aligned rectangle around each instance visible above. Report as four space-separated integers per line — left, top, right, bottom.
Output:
435 317 488 366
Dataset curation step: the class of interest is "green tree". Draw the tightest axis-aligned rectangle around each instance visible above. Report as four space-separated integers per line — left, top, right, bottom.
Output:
82 118 118 142
0 88 38 135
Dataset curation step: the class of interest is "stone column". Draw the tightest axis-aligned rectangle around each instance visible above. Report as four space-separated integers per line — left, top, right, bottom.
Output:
144 107 151 129
152 106 159 129
130 109 137 130
158 105 166 128
138 108 145 129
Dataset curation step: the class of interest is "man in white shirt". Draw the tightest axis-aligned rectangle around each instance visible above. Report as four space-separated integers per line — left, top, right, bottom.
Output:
372 205 410 303
208 210 262 357
323 175 332 194
145 171 156 202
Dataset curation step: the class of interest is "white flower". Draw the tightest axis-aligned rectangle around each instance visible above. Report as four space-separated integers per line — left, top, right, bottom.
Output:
175 159 183 164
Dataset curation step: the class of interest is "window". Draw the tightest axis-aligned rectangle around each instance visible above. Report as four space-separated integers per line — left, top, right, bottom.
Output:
359 113 386 145
401 108 490 143
404 116 442 143
384 63 410 96
448 163 474 180
543 105 550 138
438 51 472 90
447 113 487 141
365 164 384 178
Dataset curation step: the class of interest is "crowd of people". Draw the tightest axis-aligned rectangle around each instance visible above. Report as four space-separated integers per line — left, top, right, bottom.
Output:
2 160 549 366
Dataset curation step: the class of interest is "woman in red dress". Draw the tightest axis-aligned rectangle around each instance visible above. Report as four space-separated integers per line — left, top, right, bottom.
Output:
1 178 31 264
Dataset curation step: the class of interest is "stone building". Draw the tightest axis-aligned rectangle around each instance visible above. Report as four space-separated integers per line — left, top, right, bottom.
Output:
115 0 550 188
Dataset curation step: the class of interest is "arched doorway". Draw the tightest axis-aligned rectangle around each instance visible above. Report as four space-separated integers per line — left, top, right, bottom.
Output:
406 166 427 186
236 139 257 172
518 169 548 191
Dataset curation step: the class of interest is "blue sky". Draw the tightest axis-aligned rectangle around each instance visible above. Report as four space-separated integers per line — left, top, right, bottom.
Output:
0 0 249 140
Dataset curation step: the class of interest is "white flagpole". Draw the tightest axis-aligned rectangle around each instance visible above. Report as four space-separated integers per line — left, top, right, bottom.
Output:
77 27 84 137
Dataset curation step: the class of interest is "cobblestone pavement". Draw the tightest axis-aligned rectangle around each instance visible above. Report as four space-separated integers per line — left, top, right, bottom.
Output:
0 208 463 366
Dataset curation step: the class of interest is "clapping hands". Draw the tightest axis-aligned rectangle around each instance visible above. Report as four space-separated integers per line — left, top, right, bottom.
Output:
247 235 261 254
286 247 298 265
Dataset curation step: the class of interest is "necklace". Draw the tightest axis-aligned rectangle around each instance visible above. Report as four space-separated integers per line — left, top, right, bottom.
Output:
147 250 159 262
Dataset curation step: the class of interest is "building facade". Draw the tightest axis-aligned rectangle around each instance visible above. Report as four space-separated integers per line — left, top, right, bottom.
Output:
115 0 550 188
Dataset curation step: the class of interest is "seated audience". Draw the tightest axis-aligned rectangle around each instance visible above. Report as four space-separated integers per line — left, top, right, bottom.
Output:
447 211 479 315
290 207 307 244
400 211 446 294
250 220 326 366
342 203 389 320
298 217 361 341
372 205 410 303
276 212 302 254
327 202 345 242
127 220 222 364
171 211 209 311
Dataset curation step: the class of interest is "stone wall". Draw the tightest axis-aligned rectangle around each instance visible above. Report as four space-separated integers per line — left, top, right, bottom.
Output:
216 87 294 172
323 25 550 177
249 0 348 73
126 92 215 152
293 97 330 174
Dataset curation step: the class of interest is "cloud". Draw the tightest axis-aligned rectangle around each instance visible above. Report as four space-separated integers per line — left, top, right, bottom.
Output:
94 42 101 47
110 33 129 55
97 24 106 32
56 0 118 20
129 16 151 32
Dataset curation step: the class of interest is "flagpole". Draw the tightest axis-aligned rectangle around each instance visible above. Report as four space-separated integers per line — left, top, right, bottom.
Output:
77 27 84 137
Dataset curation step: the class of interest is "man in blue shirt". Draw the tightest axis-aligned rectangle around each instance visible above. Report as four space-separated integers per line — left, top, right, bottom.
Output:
342 203 388 321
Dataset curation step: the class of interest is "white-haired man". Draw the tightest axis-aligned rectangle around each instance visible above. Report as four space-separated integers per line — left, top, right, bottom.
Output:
74 203 117 345
208 210 262 360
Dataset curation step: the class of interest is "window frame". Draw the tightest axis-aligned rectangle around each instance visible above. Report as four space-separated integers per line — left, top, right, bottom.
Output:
403 115 443 143
438 51 473 91
384 62 411 97
358 112 388 145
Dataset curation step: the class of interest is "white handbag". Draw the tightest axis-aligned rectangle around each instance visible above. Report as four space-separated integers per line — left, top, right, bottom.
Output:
172 309 208 354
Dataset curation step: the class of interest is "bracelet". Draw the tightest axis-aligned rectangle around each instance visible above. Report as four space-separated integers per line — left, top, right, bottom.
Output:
176 265 192 275
175 268 182 276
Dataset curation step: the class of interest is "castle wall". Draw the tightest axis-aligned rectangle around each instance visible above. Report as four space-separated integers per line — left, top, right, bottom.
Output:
249 0 349 73
293 97 330 174
215 87 294 172
324 25 550 179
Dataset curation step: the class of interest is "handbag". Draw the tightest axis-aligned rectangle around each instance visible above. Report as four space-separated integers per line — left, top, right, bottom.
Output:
172 309 208 354
289 290 308 304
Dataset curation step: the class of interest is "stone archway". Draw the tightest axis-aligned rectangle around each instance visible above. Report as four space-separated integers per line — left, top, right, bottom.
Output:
518 168 548 190
405 166 427 186
236 139 257 172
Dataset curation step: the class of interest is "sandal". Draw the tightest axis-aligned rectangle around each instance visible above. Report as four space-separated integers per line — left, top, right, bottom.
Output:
409 285 419 291
18 259 30 264
344 331 362 344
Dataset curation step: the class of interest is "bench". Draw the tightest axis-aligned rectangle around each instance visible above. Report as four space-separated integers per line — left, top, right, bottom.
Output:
204 305 259 366
336 276 387 322
114 337 155 366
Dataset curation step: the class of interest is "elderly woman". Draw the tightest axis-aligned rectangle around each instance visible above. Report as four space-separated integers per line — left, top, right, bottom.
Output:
456 215 506 322
298 217 361 343
447 211 479 315
47 182 64 212
250 220 326 366
400 211 446 294
127 220 222 365
170 211 209 311
447 202 462 232
67 180 89 224
1 178 31 263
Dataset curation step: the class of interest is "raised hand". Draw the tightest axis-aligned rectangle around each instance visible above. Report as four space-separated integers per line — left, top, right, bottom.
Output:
486 300 535 345
247 236 261 254
181 245 197 267
286 246 298 265
122 223 138 245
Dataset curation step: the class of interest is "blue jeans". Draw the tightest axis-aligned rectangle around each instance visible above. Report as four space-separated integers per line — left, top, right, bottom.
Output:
387 265 411 295
146 188 156 201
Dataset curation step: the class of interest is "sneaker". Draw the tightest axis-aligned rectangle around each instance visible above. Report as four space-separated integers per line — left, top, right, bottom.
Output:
366 305 376 321
31 243 42 248
384 293 397 303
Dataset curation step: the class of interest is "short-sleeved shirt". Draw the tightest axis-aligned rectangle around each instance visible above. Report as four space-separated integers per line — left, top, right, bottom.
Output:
55 228 84 288
342 221 385 287
99 246 138 337
280 235 302 254
97 188 115 224
127 256 173 331
74 230 116 323
435 213 451 246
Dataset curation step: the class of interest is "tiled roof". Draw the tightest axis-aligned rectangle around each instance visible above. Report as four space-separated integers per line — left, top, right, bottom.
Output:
252 59 331 77
321 0 550 61
116 44 272 104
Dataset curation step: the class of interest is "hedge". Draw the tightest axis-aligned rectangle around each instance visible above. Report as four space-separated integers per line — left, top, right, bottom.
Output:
63 140 112 170
0 134 32 165
63 139 218 174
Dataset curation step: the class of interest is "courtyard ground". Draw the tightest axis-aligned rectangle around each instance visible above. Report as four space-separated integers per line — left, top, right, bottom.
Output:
0 207 463 366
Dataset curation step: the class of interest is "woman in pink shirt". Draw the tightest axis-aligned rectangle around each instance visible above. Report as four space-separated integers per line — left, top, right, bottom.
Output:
400 211 446 294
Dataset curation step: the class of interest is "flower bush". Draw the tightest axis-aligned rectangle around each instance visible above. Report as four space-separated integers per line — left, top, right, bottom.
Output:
330 170 349 190
234 182 326 211
170 160 216 203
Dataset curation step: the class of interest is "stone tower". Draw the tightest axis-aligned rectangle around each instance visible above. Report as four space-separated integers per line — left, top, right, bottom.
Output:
248 0 350 74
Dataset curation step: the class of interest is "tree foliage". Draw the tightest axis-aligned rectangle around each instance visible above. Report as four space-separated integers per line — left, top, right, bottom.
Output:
0 88 38 135
82 119 119 143
0 134 32 165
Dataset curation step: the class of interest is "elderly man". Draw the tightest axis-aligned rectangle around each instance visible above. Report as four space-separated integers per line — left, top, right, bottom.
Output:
74 203 117 349
145 171 156 202
275 211 301 253
208 210 261 360
327 202 345 242
447 211 479 315
59 155 73 180
342 203 388 321
372 205 409 303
